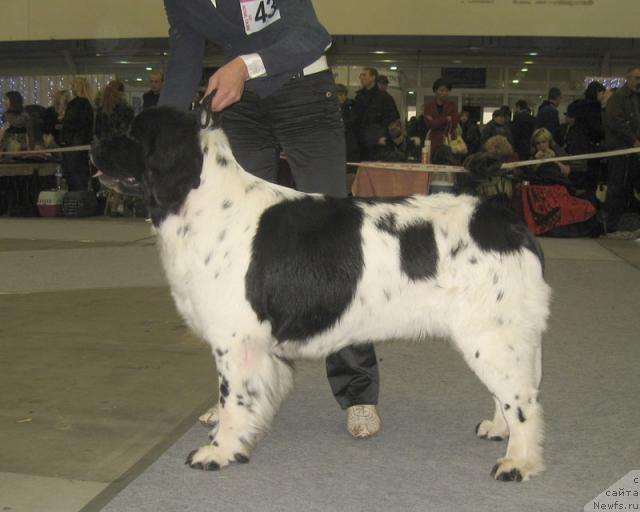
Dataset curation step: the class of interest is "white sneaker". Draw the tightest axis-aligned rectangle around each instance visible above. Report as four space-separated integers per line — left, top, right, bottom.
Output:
199 404 219 427
347 405 381 438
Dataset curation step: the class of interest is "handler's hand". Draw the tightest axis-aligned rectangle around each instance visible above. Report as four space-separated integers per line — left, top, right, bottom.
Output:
205 57 249 112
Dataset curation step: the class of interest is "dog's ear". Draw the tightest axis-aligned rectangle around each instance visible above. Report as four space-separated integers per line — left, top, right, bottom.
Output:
92 134 145 181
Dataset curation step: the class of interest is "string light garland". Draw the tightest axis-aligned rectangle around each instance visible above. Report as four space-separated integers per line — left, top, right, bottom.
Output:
0 74 115 125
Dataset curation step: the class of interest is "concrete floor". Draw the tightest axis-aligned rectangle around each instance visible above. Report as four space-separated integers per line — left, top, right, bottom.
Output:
0 217 638 512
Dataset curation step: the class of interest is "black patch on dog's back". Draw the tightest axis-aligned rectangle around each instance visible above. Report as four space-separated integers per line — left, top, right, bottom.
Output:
469 199 544 268
246 197 364 342
399 222 438 280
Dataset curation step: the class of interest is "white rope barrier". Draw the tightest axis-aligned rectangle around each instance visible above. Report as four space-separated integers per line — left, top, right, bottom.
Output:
501 147 640 170
349 146 640 174
0 145 91 157
3 145 638 172
347 161 466 173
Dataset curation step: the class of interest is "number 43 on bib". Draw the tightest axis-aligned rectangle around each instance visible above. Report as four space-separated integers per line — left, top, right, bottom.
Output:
241 0 281 35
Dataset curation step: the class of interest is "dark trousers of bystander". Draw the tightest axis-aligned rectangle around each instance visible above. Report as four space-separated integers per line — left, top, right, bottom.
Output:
604 155 640 232
62 150 90 192
221 70 379 409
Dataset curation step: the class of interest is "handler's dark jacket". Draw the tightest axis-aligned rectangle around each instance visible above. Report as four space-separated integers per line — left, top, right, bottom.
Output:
159 0 332 110
604 83 640 150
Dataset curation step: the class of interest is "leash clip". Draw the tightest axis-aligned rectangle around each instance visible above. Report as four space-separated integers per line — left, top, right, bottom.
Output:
200 91 221 129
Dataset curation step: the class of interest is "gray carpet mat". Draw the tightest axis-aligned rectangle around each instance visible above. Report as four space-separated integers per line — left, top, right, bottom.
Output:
96 258 640 512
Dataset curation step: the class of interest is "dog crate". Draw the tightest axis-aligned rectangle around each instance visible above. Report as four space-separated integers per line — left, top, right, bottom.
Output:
37 190 67 217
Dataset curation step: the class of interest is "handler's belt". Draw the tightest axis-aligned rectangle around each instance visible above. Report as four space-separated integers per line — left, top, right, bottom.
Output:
290 55 328 80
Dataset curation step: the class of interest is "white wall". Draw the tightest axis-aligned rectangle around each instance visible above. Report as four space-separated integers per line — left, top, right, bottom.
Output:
0 0 638 41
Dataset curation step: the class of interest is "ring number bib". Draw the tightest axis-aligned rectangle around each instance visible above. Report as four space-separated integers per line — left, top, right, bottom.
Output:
240 0 280 35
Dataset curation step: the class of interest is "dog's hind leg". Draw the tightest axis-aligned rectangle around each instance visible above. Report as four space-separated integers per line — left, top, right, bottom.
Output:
454 329 544 482
186 337 293 471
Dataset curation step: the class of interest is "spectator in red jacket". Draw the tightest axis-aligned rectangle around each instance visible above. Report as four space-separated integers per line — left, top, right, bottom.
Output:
423 78 460 152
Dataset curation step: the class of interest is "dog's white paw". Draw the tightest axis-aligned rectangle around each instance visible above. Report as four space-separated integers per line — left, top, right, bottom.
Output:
475 420 509 441
490 457 544 482
185 444 249 471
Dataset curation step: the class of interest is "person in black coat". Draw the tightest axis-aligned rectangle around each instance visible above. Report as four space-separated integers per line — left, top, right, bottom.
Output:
142 73 163 110
43 89 70 147
480 109 512 147
336 83 360 163
354 67 400 160
95 80 135 141
60 78 94 191
564 81 607 193
511 100 535 161
536 87 563 146
374 119 421 162
459 109 481 155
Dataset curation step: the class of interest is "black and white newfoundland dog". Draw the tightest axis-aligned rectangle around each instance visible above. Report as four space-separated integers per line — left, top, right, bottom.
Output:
93 106 551 482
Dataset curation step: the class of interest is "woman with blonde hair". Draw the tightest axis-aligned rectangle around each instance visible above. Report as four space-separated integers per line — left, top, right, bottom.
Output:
43 89 71 146
95 80 134 141
60 77 94 190
531 127 571 177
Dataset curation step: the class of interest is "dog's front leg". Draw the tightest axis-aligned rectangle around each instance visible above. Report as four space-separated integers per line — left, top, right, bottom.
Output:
186 337 294 471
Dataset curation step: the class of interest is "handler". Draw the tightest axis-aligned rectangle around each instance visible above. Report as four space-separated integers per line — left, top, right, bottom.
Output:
159 0 381 438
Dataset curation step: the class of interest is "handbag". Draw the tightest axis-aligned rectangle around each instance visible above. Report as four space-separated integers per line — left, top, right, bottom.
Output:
444 123 468 155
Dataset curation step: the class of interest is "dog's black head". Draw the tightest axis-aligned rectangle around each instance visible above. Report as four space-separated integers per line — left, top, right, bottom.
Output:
92 107 203 226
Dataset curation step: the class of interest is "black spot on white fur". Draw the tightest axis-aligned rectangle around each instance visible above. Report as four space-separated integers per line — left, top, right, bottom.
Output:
373 213 439 281
469 199 544 267
399 222 438 281
451 242 466 258
216 154 229 167
222 199 233 209
220 376 230 398
517 407 526 423
375 213 398 234
246 197 364 342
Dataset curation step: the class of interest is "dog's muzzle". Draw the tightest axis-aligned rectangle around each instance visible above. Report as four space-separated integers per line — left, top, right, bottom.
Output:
97 173 145 198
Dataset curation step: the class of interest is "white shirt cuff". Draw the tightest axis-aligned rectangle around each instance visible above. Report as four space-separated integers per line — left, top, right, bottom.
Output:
240 53 267 79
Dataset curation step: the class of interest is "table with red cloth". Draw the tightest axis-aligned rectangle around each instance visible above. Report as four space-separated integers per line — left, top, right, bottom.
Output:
350 161 466 197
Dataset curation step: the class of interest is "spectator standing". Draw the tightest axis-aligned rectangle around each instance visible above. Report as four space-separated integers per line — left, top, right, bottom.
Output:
565 81 607 193
43 89 70 147
480 109 512 147
336 84 360 163
60 77 94 191
354 67 399 160
603 66 640 233
459 109 481 154
377 75 400 121
377 75 389 93
0 91 34 153
536 87 563 146
408 104 428 146
423 78 459 153
143 72 163 110
95 80 135 141
511 100 536 161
